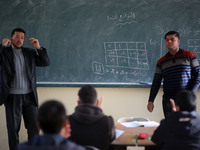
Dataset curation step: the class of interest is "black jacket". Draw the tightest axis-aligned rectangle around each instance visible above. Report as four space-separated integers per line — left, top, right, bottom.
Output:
68 104 116 150
16 134 86 150
0 45 50 106
152 111 200 150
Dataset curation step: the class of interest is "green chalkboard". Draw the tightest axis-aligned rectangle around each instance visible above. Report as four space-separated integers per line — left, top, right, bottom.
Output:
1 0 200 87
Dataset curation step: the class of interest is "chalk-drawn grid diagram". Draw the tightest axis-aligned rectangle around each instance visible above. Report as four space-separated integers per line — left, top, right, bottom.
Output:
188 39 200 60
104 42 149 70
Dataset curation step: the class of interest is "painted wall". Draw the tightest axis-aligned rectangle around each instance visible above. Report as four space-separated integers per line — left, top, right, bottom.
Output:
0 87 199 150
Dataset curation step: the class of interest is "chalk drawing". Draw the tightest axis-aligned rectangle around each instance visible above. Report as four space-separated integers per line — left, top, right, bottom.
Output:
104 42 149 70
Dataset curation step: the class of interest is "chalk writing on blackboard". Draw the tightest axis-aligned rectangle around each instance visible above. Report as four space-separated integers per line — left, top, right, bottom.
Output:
92 61 105 75
150 39 156 46
188 39 200 60
104 42 149 70
107 11 138 26
105 68 148 77
92 41 149 80
194 30 200 36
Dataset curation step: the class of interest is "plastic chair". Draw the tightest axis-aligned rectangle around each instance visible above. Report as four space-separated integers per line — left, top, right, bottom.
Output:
117 117 150 122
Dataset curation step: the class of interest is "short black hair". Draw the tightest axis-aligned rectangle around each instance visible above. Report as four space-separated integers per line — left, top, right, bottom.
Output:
37 100 67 134
164 31 180 40
11 28 26 37
175 90 196 111
78 85 97 104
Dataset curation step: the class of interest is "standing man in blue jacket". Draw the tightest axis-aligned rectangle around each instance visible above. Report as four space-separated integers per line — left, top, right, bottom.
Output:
0 28 50 150
147 31 200 118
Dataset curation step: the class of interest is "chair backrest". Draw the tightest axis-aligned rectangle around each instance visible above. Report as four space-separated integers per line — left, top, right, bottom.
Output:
117 117 149 122
85 146 99 150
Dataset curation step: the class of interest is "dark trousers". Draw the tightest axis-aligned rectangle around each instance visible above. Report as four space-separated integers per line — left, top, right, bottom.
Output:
162 97 172 118
4 92 39 150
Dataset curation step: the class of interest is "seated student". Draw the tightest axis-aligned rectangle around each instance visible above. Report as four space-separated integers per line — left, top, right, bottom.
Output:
16 100 87 150
68 85 116 150
151 90 200 150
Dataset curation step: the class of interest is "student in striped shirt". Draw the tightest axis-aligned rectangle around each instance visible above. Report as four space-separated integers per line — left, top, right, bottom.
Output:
147 31 200 118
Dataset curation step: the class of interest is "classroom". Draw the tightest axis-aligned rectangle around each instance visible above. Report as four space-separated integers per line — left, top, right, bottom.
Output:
0 0 200 150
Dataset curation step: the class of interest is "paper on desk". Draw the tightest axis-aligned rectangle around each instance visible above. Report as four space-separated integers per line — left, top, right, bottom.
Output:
120 121 159 128
115 129 124 139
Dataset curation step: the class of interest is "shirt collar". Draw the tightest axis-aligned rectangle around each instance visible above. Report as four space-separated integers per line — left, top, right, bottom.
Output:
166 48 183 57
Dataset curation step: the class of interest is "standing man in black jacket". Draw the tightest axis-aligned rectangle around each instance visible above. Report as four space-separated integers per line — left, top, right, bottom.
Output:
0 28 50 150
68 85 116 150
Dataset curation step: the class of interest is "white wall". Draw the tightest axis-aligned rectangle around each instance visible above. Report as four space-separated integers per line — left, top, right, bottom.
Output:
0 87 200 150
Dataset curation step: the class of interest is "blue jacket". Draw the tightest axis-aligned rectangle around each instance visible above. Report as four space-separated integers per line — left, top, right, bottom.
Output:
16 134 86 150
152 111 200 150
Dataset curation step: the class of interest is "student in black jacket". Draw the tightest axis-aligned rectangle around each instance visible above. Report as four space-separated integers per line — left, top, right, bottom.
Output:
151 90 200 150
68 85 116 150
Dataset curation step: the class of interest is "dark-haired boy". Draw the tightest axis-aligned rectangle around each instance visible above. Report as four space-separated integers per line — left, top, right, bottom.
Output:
69 85 116 150
17 100 86 150
151 90 200 150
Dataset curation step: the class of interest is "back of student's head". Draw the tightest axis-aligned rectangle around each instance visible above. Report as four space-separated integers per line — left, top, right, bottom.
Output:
175 90 196 111
78 85 97 105
37 100 67 134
